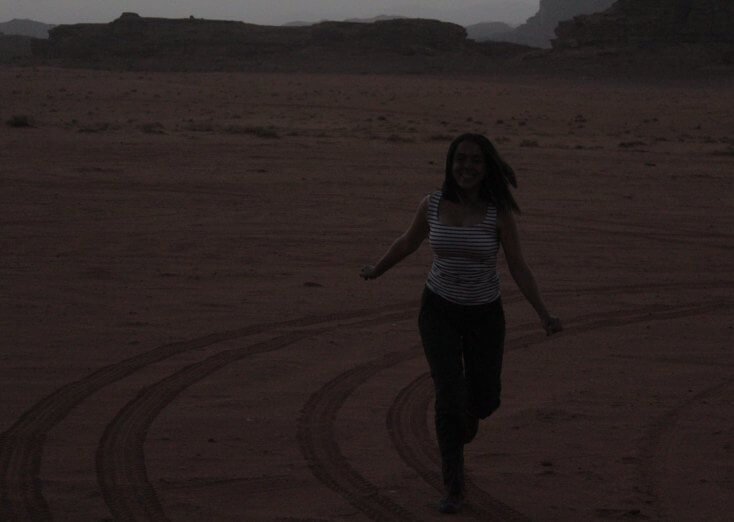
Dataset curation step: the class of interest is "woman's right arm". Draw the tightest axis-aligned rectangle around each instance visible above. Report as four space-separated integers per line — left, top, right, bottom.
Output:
360 196 430 279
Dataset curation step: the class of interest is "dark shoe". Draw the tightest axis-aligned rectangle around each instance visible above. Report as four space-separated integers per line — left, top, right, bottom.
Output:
439 492 463 514
463 413 479 444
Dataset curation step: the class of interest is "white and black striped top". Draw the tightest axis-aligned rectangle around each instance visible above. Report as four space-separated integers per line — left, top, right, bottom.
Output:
425 191 501 306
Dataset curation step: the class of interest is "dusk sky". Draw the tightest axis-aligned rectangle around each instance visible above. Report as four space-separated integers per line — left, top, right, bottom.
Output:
2 0 539 26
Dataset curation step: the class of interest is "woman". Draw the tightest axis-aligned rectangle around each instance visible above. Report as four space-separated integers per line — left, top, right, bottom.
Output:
360 133 562 514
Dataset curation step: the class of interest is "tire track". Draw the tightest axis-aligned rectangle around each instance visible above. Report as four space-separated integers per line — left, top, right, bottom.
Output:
97 330 325 522
387 362 532 521
1 282 730 520
548 223 733 251
296 351 421 522
525 211 733 250
97 300 536 521
95 311 415 522
386 318 562 521
157 474 305 494
0 303 415 522
296 299 733 522
386 299 733 521
638 378 734 520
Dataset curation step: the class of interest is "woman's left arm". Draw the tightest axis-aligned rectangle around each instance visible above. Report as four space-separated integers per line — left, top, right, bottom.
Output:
498 209 562 335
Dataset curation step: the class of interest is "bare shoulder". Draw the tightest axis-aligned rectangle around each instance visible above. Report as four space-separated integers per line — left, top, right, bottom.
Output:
402 194 431 244
419 194 431 210
417 193 431 218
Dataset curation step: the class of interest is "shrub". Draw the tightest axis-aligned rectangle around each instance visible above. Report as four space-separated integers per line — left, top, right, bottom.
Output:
78 122 110 133
427 134 453 142
618 141 647 148
386 134 414 143
711 147 734 156
224 125 280 139
139 122 166 134
6 115 32 128
183 121 215 132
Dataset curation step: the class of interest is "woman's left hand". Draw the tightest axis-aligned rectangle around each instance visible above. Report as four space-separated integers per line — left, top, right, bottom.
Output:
359 264 380 280
542 315 563 336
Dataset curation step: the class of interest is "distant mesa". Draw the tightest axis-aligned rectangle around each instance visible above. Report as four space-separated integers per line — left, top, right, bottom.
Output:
11 4 734 74
29 14 533 72
553 0 734 49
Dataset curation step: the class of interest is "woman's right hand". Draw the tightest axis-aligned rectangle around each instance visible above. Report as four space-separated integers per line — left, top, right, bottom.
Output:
542 315 563 336
360 264 379 280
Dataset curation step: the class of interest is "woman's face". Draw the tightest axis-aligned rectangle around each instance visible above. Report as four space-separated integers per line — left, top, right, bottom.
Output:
451 140 487 192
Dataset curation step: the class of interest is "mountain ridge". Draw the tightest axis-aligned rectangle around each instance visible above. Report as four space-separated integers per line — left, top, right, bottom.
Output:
0 18 55 38
5 8 733 76
30 14 532 73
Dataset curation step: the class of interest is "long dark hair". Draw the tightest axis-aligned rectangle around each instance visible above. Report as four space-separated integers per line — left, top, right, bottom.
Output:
442 133 520 214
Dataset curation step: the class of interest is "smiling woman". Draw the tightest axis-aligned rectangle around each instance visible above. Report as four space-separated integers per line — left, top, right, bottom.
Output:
360 132 562 514
452 141 489 194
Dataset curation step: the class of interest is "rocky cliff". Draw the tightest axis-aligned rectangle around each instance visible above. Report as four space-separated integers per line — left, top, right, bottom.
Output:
553 0 734 48
495 0 616 48
31 13 531 72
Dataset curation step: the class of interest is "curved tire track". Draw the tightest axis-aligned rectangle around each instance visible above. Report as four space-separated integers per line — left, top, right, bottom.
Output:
638 378 734 520
296 351 421 522
0 302 415 522
95 311 415 522
386 299 733 521
388 367 532 520
524 211 734 251
1 283 730 521
292 299 734 522
96 330 326 521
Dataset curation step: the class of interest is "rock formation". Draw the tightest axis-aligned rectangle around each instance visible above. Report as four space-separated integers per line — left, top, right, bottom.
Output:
31 14 531 72
553 0 734 48
0 18 55 38
494 0 616 48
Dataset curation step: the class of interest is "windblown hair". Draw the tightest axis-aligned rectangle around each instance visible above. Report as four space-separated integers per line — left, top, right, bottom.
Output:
442 133 520 214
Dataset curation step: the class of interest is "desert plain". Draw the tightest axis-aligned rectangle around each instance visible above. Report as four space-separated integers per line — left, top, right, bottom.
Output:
1 65 733 521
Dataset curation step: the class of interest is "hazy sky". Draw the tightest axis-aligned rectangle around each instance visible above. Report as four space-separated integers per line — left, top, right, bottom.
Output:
2 1 539 26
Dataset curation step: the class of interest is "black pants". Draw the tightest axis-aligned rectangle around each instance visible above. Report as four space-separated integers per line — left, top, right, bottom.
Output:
418 286 505 495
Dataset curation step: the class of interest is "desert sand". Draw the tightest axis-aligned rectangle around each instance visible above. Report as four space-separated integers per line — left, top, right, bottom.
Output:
1 65 733 521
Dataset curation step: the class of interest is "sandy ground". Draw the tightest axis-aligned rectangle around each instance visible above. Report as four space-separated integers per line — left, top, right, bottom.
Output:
1 66 733 521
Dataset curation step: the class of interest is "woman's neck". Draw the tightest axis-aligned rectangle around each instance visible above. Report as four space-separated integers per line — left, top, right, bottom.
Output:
456 188 482 206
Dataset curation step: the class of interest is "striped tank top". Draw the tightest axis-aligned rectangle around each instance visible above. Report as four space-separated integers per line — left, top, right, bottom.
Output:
425 191 501 306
